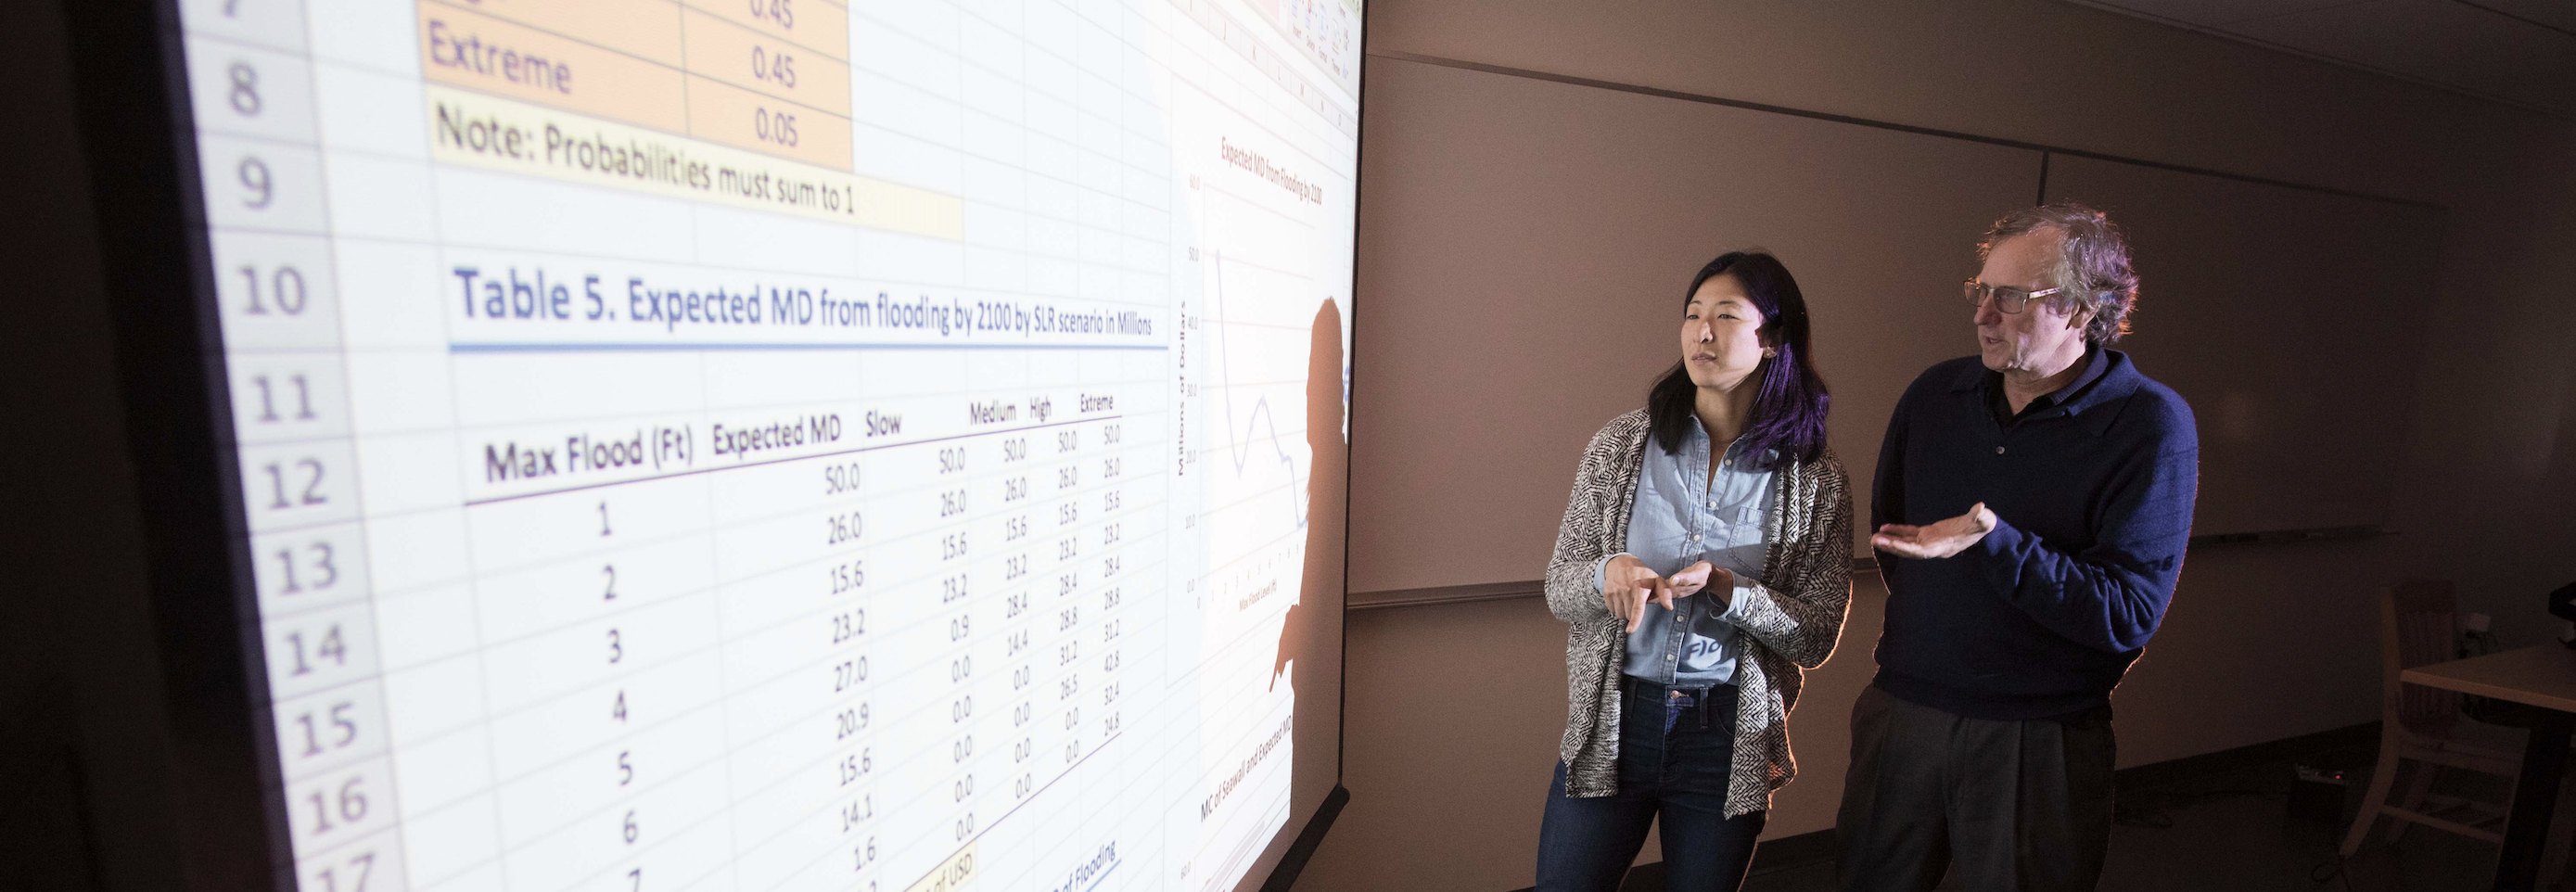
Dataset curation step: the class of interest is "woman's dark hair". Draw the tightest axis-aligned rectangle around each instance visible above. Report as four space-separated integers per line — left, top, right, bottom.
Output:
1647 251 1830 467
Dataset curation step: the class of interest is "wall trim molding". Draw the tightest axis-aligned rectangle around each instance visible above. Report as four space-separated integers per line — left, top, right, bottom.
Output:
1348 527 2389 611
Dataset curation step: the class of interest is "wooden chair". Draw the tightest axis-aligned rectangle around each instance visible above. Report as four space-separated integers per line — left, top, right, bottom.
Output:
2340 580 2576 880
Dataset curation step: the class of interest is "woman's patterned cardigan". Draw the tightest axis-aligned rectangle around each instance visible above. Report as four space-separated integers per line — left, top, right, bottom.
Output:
1542 409 1855 816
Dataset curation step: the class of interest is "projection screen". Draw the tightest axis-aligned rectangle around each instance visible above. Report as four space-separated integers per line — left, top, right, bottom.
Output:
128 0 1359 888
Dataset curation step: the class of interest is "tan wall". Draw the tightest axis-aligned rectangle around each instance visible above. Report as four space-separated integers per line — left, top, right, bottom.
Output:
1305 0 2576 890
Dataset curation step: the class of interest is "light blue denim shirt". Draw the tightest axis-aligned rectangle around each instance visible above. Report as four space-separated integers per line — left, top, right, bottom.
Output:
1600 421 1775 686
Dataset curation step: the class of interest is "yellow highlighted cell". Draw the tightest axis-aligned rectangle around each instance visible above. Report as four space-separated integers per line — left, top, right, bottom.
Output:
424 84 962 239
682 0 848 59
682 7 852 113
684 73 851 171
421 0 685 66
418 3 686 134
902 843 977 892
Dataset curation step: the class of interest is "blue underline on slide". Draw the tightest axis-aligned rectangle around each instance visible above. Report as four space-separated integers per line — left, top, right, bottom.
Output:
1082 856 1121 892
447 341 1172 353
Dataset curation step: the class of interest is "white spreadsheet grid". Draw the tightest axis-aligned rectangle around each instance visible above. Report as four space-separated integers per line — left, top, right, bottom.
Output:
171 0 1357 890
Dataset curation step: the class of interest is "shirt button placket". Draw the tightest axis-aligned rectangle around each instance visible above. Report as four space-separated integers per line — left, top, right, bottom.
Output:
1668 601 1684 680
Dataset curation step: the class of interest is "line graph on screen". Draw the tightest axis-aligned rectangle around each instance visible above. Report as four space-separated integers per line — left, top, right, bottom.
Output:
1209 248 1310 532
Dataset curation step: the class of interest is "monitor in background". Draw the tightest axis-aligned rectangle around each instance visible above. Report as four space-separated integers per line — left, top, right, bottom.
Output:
95 0 1360 888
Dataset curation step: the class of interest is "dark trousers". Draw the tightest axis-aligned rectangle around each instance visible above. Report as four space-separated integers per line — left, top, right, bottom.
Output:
1835 685 2116 892
1537 679 1767 892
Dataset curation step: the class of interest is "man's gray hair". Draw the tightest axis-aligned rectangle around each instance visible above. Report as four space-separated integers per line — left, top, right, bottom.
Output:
1978 202 2139 345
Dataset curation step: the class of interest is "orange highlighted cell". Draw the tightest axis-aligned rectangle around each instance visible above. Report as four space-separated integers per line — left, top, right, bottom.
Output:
682 7 851 114
422 0 684 66
684 74 851 170
419 4 687 134
682 0 848 59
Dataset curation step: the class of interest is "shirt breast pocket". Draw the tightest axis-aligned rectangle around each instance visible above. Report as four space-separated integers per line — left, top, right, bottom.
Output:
1730 502 1773 539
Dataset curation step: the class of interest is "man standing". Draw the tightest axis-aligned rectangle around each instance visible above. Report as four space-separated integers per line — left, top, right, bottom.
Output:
1837 204 2199 891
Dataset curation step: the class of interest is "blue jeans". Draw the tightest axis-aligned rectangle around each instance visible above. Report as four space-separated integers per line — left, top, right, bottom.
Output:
1537 679 1766 892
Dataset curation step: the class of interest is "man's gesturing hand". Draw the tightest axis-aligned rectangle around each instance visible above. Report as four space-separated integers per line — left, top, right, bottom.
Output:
1871 502 1998 559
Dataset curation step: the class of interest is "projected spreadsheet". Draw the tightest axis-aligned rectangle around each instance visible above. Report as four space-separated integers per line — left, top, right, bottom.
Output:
170 0 1358 890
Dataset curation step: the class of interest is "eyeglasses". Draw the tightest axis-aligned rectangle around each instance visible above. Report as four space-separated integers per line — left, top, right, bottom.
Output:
1962 280 2063 314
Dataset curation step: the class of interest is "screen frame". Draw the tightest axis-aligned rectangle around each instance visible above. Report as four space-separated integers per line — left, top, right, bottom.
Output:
1332 0 1365 875
63 0 1363 888
61 0 300 886
1251 0 1368 886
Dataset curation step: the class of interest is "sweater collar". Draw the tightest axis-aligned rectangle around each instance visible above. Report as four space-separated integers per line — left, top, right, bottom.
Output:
1949 347 2141 435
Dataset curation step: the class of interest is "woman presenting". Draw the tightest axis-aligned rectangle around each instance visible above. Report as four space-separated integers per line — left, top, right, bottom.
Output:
1536 251 1855 892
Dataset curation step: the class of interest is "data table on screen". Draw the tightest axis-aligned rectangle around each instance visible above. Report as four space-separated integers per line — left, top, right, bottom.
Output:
165 0 1360 890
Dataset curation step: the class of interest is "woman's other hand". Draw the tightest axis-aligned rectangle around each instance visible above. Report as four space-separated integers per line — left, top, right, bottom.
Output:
1661 561 1735 610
